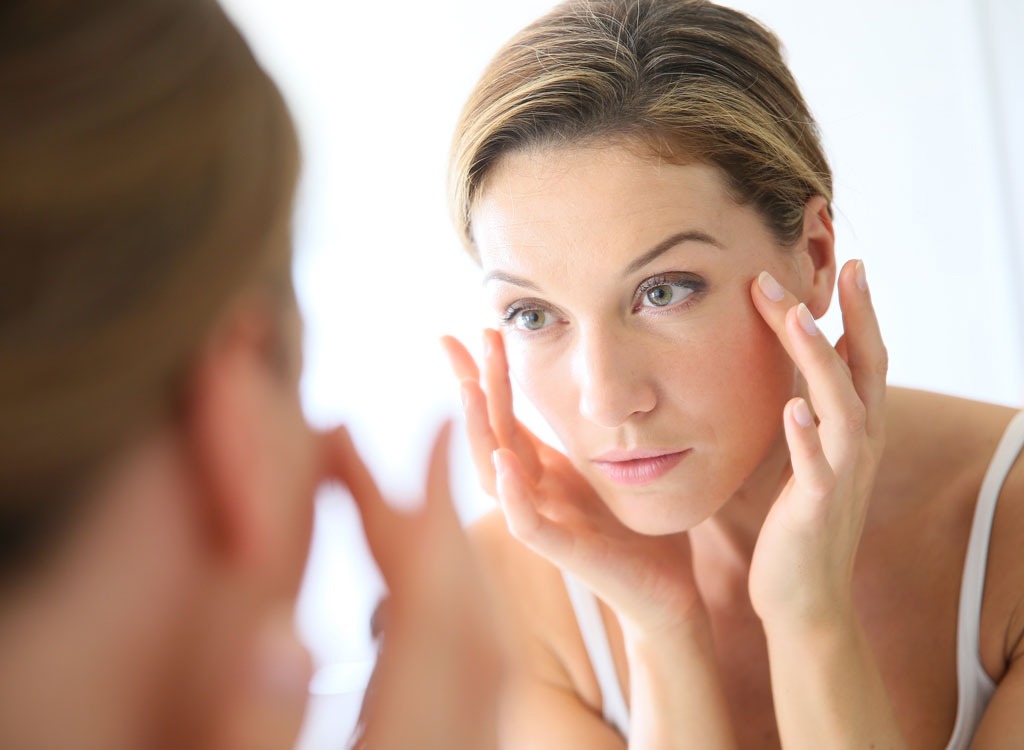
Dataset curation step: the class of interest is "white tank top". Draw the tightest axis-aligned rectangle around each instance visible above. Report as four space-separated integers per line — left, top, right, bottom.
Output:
563 410 1024 746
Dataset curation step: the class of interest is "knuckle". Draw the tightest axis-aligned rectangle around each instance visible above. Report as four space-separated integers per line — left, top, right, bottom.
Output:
845 403 868 435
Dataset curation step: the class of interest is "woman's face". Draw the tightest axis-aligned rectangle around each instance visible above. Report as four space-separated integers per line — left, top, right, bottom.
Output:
472 144 818 534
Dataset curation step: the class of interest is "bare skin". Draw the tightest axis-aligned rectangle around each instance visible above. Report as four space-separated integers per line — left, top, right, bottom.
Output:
444 143 1024 748
466 388 1023 749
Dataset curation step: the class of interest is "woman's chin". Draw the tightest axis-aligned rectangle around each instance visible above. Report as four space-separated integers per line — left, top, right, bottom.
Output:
599 484 720 536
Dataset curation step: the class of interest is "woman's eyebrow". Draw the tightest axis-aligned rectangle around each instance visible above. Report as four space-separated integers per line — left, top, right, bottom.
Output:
623 230 722 276
481 269 542 291
482 230 720 289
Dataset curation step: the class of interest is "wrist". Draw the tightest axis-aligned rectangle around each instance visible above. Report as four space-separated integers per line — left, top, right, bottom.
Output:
619 600 715 654
755 585 857 637
761 601 862 658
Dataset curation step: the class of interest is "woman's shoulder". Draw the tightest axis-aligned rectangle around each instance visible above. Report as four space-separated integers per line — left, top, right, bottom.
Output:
467 508 581 640
468 508 558 596
467 508 608 707
880 388 1024 681
876 387 1020 507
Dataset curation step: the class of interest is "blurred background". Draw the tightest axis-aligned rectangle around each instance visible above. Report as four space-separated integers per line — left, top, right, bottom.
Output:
218 0 1023 746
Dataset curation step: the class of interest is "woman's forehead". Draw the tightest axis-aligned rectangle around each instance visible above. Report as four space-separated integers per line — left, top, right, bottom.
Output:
471 146 754 270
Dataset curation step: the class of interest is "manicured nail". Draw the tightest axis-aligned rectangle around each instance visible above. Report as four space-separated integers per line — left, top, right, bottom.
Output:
491 449 503 475
758 271 785 301
855 260 868 292
793 398 813 427
796 303 818 336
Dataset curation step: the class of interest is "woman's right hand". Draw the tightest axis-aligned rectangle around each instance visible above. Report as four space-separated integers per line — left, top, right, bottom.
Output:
442 330 703 635
324 423 502 750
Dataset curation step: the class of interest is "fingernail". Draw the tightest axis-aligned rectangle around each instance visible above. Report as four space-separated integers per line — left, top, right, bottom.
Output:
758 271 785 301
491 449 502 475
797 303 818 336
793 398 813 427
459 383 470 410
483 331 492 357
855 260 868 292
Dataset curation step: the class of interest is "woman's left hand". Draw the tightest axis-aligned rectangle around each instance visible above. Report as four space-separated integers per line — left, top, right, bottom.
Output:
747 258 888 629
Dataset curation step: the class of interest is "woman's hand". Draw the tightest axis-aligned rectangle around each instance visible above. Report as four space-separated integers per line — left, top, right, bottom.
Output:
324 423 502 750
748 258 888 629
442 331 702 633
442 333 741 749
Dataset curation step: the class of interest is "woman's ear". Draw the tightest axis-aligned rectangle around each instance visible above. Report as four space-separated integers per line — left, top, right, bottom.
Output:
180 297 285 571
799 195 837 319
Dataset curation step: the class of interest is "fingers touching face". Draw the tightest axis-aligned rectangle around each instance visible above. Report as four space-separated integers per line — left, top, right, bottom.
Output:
751 260 886 464
462 145 839 532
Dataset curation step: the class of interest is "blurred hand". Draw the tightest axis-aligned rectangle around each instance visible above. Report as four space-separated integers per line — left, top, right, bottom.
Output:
326 422 502 750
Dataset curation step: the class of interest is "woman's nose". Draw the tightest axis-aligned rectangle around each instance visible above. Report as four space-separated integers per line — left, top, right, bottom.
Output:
573 328 657 429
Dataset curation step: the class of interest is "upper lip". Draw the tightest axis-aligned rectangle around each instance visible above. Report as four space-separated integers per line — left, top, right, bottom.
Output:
592 448 687 463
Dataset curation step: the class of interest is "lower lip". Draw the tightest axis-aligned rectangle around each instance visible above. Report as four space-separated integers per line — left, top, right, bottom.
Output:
593 451 689 487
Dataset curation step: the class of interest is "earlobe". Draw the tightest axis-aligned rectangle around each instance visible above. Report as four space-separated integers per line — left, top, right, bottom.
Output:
801 196 837 319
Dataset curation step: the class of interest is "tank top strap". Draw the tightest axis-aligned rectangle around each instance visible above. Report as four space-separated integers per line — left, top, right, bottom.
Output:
946 409 1024 749
562 572 630 737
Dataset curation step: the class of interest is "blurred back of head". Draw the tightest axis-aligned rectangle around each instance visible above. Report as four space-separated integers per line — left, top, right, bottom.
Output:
0 0 300 581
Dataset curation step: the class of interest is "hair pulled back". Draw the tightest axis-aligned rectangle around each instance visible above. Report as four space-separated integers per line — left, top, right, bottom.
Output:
450 0 832 257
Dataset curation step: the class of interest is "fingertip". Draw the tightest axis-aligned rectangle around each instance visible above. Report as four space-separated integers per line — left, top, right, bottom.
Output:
838 258 869 300
440 334 481 382
795 302 819 337
791 397 814 428
855 259 868 292
491 448 521 487
439 334 458 364
757 270 786 302
483 327 507 360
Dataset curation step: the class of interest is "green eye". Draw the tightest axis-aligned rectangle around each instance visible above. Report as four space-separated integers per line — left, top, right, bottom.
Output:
645 284 674 306
639 278 698 309
515 309 548 330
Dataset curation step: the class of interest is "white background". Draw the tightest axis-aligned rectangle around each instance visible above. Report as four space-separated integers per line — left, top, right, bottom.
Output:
218 1 1023 746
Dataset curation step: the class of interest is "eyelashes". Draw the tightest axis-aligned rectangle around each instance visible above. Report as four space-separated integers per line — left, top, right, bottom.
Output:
501 298 557 332
498 272 708 333
634 273 706 310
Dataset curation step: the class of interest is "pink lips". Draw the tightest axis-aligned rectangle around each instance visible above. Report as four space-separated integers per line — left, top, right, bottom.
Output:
592 449 690 486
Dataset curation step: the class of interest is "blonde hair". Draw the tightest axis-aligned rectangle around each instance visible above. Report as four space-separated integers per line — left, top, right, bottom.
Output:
0 0 300 571
450 0 832 258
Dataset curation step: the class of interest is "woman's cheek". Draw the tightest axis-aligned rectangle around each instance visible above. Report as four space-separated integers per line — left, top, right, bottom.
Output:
505 337 577 431
726 306 797 428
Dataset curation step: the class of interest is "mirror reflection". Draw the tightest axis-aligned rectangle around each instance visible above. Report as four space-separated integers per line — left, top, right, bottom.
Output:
1 0 1021 749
